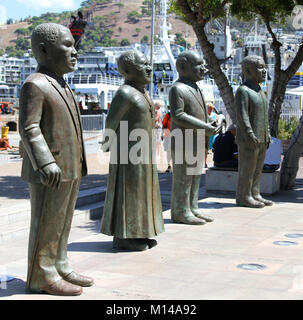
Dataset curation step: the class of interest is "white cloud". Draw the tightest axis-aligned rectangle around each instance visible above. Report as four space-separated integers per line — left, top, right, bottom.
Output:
16 0 77 10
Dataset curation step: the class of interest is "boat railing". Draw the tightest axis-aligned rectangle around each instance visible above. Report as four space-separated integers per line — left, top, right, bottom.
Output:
68 73 124 86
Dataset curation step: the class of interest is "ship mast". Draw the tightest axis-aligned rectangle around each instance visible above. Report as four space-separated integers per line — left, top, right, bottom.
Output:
159 0 178 81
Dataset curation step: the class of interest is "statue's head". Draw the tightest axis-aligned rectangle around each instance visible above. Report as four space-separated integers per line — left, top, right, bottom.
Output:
31 23 77 77
241 55 266 84
117 50 152 86
176 51 206 82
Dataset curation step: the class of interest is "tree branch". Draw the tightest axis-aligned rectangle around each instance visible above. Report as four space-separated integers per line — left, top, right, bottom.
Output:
176 0 198 23
285 42 303 81
263 17 282 75
211 0 229 21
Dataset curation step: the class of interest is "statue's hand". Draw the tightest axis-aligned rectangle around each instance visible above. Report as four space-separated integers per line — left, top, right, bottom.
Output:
204 123 217 136
248 132 259 147
39 163 62 189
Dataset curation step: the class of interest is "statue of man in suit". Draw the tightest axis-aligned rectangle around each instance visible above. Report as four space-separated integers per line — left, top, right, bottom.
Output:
100 50 165 251
235 55 273 208
19 23 93 296
169 51 221 225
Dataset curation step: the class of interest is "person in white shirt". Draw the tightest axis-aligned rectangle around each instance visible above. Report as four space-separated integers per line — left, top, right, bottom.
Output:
263 137 283 172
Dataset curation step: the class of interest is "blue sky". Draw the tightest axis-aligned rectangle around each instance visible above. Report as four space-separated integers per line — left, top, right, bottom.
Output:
0 0 84 23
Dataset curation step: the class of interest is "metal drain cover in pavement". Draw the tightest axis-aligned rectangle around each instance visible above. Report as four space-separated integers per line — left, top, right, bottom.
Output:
285 233 303 239
237 263 267 271
273 241 298 246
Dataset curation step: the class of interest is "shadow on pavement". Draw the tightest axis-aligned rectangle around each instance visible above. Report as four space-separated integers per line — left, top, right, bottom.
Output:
0 278 26 298
68 241 113 253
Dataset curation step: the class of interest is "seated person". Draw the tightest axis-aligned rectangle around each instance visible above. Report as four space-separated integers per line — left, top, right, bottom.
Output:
0 138 12 151
213 124 238 168
263 137 283 172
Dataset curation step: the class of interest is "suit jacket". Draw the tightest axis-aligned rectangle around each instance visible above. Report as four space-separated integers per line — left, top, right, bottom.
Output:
169 78 212 156
19 69 87 183
169 78 209 131
235 79 270 145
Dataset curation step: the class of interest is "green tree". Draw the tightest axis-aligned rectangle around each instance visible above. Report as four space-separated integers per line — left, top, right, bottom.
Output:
141 35 149 43
174 32 191 48
15 38 30 51
230 0 303 137
171 0 303 189
127 10 142 23
120 38 130 46
170 0 236 121
14 28 30 38
116 2 124 12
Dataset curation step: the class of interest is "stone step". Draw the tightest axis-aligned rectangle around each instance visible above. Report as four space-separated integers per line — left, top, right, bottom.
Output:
0 185 107 245
0 200 105 245
0 186 107 227
76 186 107 208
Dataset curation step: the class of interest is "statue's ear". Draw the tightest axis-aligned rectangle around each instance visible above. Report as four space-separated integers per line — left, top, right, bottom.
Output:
39 42 47 55
180 59 186 71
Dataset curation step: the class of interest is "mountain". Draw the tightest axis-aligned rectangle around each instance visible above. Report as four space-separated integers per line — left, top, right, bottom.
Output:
0 0 197 55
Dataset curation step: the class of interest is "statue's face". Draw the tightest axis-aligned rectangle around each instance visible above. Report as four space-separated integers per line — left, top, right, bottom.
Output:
46 27 77 77
127 52 152 85
249 58 266 84
182 53 206 83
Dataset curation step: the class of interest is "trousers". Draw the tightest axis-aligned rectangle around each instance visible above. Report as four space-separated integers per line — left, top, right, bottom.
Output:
237 142 267 202
26 178 80 290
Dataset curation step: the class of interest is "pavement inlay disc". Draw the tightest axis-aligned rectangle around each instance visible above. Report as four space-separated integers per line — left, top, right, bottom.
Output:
273 241 298 246
237 263 267 271
285 233 303 239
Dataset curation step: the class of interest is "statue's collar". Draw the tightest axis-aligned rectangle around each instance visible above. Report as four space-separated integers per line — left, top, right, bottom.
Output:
178 77 199 90
124 79 146 93
244 79 261 92
37 67 67 87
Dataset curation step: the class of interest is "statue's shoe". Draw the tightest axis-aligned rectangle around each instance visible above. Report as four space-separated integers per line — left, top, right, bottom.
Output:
63 271 94 287
113 237 149 251
236 197 265 208
146 238 158 249
27 279 82 296
171 214 206 225
253 195 273 206
191 209 214 222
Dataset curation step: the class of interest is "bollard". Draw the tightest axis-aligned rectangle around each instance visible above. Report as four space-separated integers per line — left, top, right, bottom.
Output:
1 126 9 139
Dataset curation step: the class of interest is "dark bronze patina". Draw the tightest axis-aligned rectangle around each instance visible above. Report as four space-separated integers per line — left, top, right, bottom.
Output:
100 50 164 251
235 55 273 208
169 51 220 225
19 23 93 296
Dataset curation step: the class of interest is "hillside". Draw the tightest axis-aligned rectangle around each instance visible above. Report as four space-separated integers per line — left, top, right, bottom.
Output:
0 22 30 49
0 0 197 54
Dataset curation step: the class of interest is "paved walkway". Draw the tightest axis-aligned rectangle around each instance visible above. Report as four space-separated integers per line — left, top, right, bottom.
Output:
1 132 303 300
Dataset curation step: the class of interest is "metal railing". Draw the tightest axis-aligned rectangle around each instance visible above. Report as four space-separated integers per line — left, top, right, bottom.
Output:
80 114 106 131
68 73 124 86
280 110 302 122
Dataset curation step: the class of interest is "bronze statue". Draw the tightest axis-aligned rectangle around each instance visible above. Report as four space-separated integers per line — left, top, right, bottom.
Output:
169 51 220 225
19 23 93 296
100 50 164 251
235 55 273 208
